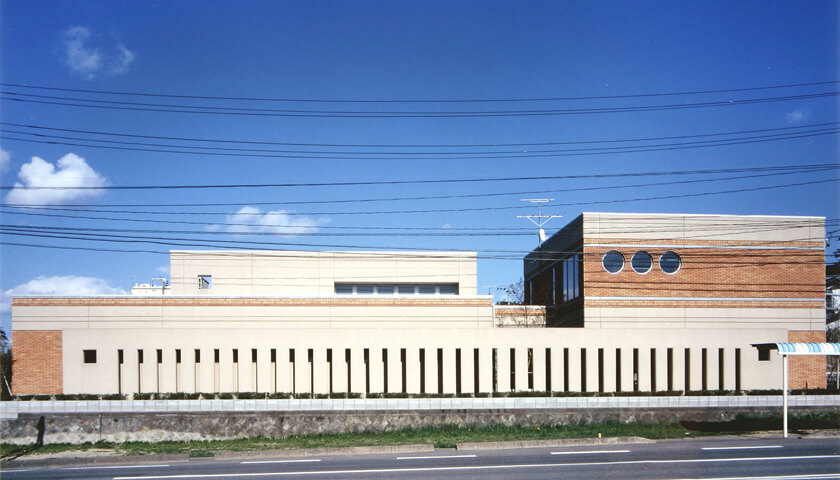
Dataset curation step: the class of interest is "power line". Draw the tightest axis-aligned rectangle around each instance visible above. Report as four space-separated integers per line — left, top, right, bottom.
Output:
2 80 836 103
3 120 838 149
0 164 833 191
3 178 836 217
3 90 837 118
5 165 834 209
2 127 837 160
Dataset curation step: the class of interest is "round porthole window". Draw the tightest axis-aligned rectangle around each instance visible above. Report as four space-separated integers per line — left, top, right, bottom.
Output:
602 250 624 273
659 251 681 274
631 251 653 274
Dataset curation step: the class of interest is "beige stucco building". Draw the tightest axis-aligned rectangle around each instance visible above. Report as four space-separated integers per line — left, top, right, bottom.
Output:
11 213 827 396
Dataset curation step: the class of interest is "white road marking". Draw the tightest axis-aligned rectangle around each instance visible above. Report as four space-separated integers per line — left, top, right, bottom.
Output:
551 449 631 455
241 459 321 464
67 464 170 470
702 445 784 451
112 454 840 479
666 474 840 480
396 454 477 460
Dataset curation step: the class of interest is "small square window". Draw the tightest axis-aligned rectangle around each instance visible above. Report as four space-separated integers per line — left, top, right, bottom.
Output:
198 275 212 290
758 349 770 361
83 349 97 364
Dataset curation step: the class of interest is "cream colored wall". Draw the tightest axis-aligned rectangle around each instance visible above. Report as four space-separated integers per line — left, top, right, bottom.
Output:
60 326 785 395
580 212 825 242
12 301 494 331
169 250 477 296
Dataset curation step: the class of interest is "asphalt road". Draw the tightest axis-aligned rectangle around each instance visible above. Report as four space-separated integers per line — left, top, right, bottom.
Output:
3 437 839 480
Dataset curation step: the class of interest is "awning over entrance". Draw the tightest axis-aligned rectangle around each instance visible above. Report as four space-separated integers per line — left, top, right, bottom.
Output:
751 342 840 355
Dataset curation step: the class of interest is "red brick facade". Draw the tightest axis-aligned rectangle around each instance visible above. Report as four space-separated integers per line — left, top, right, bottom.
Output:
12 330 63 395
788 330 827 390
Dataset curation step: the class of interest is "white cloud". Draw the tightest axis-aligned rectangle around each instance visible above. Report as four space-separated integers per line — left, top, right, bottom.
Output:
785 107 807 125
1 275 126 313
155 265 170 276
6 153 108 206
216 206 328 237
61 26 134 79
0 148 9 171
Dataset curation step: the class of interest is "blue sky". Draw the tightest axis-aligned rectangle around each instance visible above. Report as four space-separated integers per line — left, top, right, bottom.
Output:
1 1 839 334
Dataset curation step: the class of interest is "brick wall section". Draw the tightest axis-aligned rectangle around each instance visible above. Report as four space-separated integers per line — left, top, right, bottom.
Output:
787 330 826 390
12 330 63 395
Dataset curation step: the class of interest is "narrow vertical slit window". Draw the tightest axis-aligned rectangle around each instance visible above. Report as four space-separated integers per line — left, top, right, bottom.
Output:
195 349 201 363
326 349 333 394
509 348 516 392
474 348 480 394
289 349 296 394
345 349 351 394
545 348 552 392
718 348 725 391
455 348 462 394
615 348 622 392
701 348 708 391
175 349 182 364
597 348 604 393
364 348 370 395
563 348 569 392
401 348 407 394
271 348 277 393
632 348 639 392
419 348 426 394
684 348 691 392
308 349 314 395
735 348 742 392
117 349 124 395
382 348 389 394
491 348 498 393
650 348 657 392
667 348 673 391
436 348 444 394
580 348 587 392
527 348 534 391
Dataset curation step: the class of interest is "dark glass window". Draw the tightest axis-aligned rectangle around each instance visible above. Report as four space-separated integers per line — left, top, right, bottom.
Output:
659 251 682 274
83 349 97 364
602 250 624 273
631 251 653 274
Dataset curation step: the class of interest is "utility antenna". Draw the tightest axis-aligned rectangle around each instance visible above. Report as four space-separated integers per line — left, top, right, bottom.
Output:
516 198 562 245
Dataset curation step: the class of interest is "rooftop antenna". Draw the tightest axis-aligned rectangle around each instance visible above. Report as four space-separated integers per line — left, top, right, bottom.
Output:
516 198 562 245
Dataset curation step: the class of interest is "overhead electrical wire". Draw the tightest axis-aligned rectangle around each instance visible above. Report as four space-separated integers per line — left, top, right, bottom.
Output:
5 165 834 210
2 120 837 150
0 164 833 191
2 90 838 118
2 127 837 161
2 80 837 103
3 178 836 217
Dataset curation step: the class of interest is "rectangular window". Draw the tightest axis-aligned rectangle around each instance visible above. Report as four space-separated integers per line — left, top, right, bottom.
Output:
271 348 277 363
563 348 569 392
667 348 673 391
156 349 163 364
598 348 604 393
327 349 333 394
252 348 258 363
176 349 182 364
545 348 552 392
382 348 389 393
118 349 124 364
377 285 395 295
438 285 457 295
419 285 436 295
195 349 201 363
735 349 742 392
398 285 416 295
232 349 239 363
615 348 622 392
718 348 725 391
83 349 97 364
758 349 770 361
401 348 407 393
701 348 708 391
364 348 370 394
455 348 462 394
474 348 481 394
437 348 444 394
650 348 657 392
527 348 534 391
491 348 498 393
335 284 354 295
684 348 691 392
214 349 220 363
509 348 516 391
357 285 375 295
633 348 639 392
138 349 144 364
198 275 212 289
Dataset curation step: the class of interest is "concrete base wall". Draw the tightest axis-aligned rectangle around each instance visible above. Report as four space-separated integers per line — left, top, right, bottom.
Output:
2 406 835 445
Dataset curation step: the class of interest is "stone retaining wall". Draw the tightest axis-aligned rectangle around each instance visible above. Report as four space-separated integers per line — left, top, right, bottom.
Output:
3 406 836 445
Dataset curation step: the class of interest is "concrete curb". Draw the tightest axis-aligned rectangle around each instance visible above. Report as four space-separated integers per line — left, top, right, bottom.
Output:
1 453 189 469
456 436 654 451
214 443 435 460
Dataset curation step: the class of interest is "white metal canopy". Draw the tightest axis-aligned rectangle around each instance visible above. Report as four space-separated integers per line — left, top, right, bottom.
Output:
750 342 840 438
